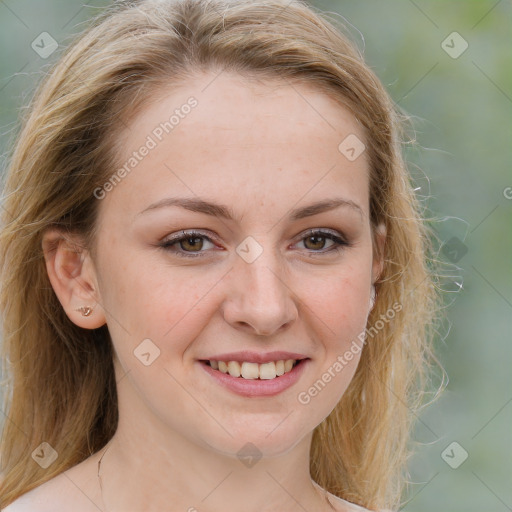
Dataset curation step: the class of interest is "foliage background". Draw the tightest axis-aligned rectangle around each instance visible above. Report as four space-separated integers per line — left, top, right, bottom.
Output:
0 1 510 510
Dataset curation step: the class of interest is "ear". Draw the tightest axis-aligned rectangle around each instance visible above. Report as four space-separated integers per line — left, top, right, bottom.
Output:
371 222 386 284
42 229 106 329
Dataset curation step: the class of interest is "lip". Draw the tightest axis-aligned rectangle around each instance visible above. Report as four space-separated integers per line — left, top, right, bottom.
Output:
200 350 308 364
198 358 310 397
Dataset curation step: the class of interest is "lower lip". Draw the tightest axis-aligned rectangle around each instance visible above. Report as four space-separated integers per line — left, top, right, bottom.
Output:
198 359 309 397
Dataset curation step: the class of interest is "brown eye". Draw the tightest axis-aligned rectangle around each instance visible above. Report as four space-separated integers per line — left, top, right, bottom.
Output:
296 230 349 254
303 234 331 251
160 231 216 258
180 236 205 252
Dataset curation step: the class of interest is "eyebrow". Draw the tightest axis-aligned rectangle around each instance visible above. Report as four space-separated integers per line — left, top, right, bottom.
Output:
137 196 364 222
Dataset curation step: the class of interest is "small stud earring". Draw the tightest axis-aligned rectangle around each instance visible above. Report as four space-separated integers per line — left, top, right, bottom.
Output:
77 306 93 317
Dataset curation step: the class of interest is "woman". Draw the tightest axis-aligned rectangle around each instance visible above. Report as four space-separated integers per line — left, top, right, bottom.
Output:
0 0 440 510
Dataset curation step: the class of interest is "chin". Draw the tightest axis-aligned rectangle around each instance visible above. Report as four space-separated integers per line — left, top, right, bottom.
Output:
202 422 312 460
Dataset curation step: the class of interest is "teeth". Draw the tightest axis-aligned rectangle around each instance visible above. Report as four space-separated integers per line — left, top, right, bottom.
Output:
241 362 259 379
208 359 298 380
227 361 241 378
259 362 276 380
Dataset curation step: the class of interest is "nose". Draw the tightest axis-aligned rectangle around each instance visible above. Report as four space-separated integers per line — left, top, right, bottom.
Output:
221 248 298 337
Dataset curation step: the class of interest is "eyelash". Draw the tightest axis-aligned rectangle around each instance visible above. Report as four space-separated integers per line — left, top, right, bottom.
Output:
159 229 350 259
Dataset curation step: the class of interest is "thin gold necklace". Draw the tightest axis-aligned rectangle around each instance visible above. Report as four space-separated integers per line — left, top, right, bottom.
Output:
97 441 113 512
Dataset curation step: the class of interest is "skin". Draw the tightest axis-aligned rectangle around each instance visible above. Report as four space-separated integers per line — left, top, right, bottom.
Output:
13 71 385 512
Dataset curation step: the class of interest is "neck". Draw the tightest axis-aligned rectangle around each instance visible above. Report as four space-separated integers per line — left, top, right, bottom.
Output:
97 427 332 512
95 361 332 512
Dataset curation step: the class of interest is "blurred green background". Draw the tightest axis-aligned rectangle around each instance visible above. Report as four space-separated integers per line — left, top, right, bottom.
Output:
1 1 511 510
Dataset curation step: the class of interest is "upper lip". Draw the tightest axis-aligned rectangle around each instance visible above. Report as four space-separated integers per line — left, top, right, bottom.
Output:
200 351 309 364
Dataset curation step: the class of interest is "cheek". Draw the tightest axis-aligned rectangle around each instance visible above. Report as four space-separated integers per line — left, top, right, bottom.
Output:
294 273 369 409
301 265 371 339
295 263 370 390
97 249 219 357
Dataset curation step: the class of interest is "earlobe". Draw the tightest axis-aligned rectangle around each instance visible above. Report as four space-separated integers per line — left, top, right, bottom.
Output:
42 229 106 329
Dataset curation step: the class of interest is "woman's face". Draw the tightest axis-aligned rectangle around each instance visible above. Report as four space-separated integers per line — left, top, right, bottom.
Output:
90 71 382 457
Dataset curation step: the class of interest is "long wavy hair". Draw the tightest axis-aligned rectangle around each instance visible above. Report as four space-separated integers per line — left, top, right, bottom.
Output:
0 0 441 509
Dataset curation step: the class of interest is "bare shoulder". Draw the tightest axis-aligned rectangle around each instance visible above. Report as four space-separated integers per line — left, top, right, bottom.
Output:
3 457 102 512
3 473 68 512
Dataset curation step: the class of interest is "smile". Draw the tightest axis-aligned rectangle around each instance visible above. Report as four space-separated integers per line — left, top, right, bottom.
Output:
199 358 309 397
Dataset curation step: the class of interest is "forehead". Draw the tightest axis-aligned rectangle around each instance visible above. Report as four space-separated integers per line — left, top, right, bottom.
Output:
100 71 370 223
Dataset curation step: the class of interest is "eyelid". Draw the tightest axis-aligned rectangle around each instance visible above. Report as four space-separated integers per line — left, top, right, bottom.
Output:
161 227 346 243
295 227 347 243
161 229 218 244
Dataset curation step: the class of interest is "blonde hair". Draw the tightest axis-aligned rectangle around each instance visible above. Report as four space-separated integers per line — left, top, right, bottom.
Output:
0 0 441 509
